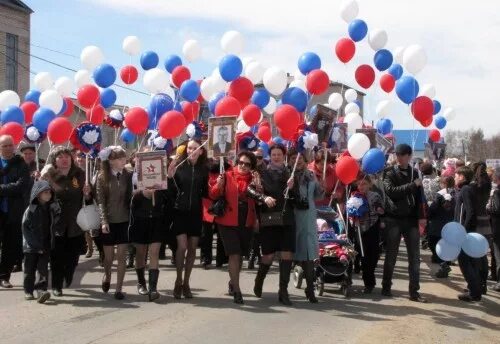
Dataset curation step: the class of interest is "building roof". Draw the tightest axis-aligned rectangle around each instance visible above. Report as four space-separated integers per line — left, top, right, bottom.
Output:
392 129 430 151
0 0 33 13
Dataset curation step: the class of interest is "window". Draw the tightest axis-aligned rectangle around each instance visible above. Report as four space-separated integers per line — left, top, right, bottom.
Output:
5 33 19 91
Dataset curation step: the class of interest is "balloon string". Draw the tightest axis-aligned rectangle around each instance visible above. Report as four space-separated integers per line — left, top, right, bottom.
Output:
35 143 40 172
175 140 208 169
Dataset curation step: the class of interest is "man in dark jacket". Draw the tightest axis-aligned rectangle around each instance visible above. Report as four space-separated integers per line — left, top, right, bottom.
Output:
486 167 500 292
382 144 428 302
0 135 31 288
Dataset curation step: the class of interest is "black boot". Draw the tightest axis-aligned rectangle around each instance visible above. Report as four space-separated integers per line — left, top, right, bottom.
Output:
303 261 318 303
253 263 271 298
278 260 293 306
148 269 160 302
135 268 148 295
248 249 256 270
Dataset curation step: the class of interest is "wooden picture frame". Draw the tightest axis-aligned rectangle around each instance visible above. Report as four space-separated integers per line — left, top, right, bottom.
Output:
329 122 348 153
136 151 168 190
311 104 337 143
208 116 237 158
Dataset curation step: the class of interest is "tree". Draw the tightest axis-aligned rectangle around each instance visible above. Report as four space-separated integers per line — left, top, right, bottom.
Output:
445 129 500 162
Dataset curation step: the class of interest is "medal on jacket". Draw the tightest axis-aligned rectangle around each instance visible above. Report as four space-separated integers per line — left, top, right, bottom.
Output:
72 177 79 188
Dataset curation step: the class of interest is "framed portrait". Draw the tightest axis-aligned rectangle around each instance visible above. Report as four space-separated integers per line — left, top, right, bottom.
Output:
136 151 168 190
356 128 378 148
311 104 337 143
376 133 394 154
329 122 348 153
424 142 446 161
208 116 237 158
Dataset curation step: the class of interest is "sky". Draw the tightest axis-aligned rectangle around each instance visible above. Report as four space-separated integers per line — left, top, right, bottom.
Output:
22 0 500 136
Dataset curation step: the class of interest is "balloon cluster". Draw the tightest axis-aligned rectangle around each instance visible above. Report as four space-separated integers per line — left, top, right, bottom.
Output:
436 222 489 261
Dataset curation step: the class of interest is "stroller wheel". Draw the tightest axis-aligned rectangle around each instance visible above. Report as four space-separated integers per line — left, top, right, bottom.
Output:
293 265 304 289
314 274 324 297
341 284 351 298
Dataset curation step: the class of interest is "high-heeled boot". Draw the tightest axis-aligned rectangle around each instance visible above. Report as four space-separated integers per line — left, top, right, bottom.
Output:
253 263 271 297
278 260 293 306
303 261 318 303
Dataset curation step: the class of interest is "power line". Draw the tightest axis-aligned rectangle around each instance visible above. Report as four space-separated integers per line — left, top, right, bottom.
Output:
30 43 79 59
0 50 36 75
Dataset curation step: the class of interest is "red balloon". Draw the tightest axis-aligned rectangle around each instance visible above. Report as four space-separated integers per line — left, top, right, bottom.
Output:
86 105 105 125
228 77 254 105
77 84 100 108
355 65 375 89
257 125 271 142
182 101 200 123
306 69 330 95
242 104 261 127
171 66 191 88
411 96 434 122
380 74 395 93
20 101 38 124
0 122 24 145
62 98 74 117
125 107 149 134
274 104 300 133
420 117 433 127
47 117 73 144
279 128 297 141
215 96 241 117
120 65 138 85
260 120 271 128
335 38 356 63
429 129 441 142
335 156 360 185
158 110 186 139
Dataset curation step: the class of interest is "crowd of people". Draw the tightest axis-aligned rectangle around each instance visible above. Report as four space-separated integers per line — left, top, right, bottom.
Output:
0 133 499 306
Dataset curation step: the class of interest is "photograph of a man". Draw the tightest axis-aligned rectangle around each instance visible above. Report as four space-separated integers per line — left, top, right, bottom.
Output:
213 125 232 155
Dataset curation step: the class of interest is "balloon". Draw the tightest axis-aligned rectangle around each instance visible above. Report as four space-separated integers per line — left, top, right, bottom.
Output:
387 64 403 80
344 112 363 134
120 128 136 143
434 115 447 129
0 122 24 144
54 76 74 97
141 51 159 70
77 84 100 108
355 65 375 89
171 66 191 88
237 120 251 133
263 97 277 114
158 110 186 139
208 92 225 114
86 105 105 125
348 19 368 42
251 89 271 109
1 105 24 124
39 90 63 114
33 107 56 133
215 96 241 117
221 31 244 55
34 72 54 91
361 148 386 174
179 80 200 102
57 98 67 116
433 100 442 115
274 104 300 133
257 125 272 142
182 39 202 62
181 101 200 123
148 94 174 123
62 98 74 117
120 65 138 85
393 46 406 64
228 77 254 104
125 107 149 134
241 104 262 127
210 69 227 93
279 128 297 141
219 54 243 82
429 129 441 142
245 61 265 85
368 29 388 50
74 69 92 88
199 78 215 101
47 117 72 144
403 44 427 74
441 222 467 246
263 67 287 96
348 133 370 159
80 46 104 70
345 89 358 103
420 117 433 128
420 84 436 99
396 76 419 104
162 54 182 73
335 38 356 63
443 107 456 121
143 68 169 94
306 69 329 95
289 79 307 92
282 87 308 112
24 90 40 105
309 104 318 119
20 102 38 124
336 156 360 184
344 102 360 114
376 100 392 118
436 239 461 262
93 63 116 88
298 52 321 75
100 88 117 108
411 96 434 121
340 0 359 23
462 232 489 258
380 74 395 93
122 35 141 55
373 49 393 71
328 92 344 110
376 118 393 135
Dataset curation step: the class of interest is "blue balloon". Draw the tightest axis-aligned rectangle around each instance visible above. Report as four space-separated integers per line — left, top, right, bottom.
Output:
258 141 270 158
219 54 242 82
33 107 56 133
281 87 308 112
93 64 116 88
462 233 489 258
441 222 467 246
434 115 447 130
100 88 117 108
348 19 368 42
25 89 41 105
361 148 386 174
433 100 442 114
395 76 419 104
387 64 403 80
309 104 318 119
173 101 182 112
298 52 321 75
164 55 182 73
272 137 285 146
120 128 136 143
376 118 393 135
353 99 363 109
251 125 259 134
436 239 461 262
373 49 393 72
208 92 225 114
1 106 24 124
179 80 200 102
251 89 270 109
140 51 159 70
148 93 174 121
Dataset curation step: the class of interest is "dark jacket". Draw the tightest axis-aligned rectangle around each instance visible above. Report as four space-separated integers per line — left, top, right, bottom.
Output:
131 189 169 219
171 161 208 213
259 164 295 226
454 183 477 232
22 180 62 253
428 188 456 236
0 154 31 224
486 186 500 239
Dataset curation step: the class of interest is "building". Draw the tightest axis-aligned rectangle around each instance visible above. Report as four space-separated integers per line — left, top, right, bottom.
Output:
392 129 430 158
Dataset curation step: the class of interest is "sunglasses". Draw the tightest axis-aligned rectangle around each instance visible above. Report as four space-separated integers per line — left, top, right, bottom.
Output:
238 160 252 168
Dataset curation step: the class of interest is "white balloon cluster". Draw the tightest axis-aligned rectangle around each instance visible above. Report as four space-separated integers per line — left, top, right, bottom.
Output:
0 90 20 111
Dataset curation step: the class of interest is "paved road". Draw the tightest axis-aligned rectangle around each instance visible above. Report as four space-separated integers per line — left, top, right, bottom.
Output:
1 247 498 344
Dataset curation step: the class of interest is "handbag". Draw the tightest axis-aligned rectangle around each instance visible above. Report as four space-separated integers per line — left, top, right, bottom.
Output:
208 197 227 217
77 200 101 232
260 211 284 227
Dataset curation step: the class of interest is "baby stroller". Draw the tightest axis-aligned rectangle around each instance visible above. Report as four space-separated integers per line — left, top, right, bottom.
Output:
293 206 356 298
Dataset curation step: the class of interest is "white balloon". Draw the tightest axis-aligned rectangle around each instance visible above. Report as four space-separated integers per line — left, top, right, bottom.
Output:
182 40 202 62
237 120 250 133
54 76 74 97
328 93 344 110
26 126 41 141
264 97 277 114
345 102 360 114
403 44 427 75
263 67 287 96
143 68 169 94
289 79 307 92
348 133 371 159
0 90 20 111
245 61 265 85
211 69 227 93
393 46 406 64
344 112 363 135
34 72 54 91
340 0 359 23
376 100 392 118
200 78 214 101
368 29 388 51
242 57 256 69
39 89 63 113
80 46 104 70
221 30 244 55
294 69 306 81
122 36 141 56
344 89 358 103
74 69 92 88
420 84 436 99
443 107 456 121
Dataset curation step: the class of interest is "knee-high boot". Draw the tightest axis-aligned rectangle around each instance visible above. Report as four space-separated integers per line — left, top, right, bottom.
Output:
148 269 160 301
303 261 318 303
278 260 293 306
253 263 271 297
136 268 148 295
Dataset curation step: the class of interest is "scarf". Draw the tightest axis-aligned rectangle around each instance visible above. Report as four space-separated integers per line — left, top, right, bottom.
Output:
234 169 252 198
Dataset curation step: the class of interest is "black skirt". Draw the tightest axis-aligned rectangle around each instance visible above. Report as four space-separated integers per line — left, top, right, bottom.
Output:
172 209 203 237
100 222 129 246
129 216 167 245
